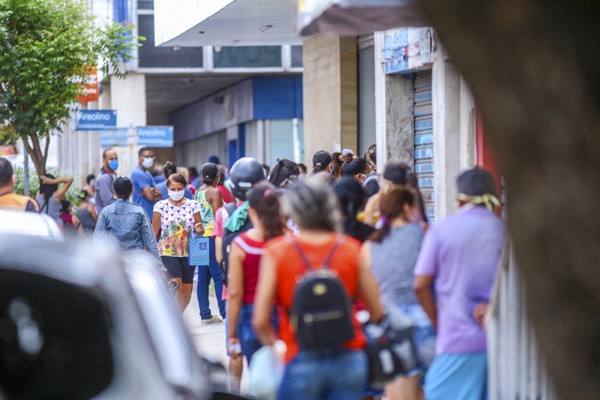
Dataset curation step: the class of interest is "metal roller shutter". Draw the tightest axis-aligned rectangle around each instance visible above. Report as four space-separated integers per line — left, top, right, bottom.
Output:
413 70 435 222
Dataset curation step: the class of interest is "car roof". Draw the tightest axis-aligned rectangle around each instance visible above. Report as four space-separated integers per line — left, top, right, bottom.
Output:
0 209 64 241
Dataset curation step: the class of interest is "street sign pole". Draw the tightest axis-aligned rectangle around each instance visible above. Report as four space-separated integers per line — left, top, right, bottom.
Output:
23 150 30 197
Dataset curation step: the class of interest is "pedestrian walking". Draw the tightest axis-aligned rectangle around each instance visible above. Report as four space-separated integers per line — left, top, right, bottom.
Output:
213 157 265 393
131 147 161 221
77 190 97 237
94 177 160 262
414 167 506 400
195 163 226 324
156 162 193 201
36 173 73 223
152 173 204 310
227 182 283 366
360 187 436 400
0 157 39 212
253 177 384 400
95 148 118 215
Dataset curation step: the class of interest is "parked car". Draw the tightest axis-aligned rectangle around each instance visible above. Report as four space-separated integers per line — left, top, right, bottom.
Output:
0 209 64 241
0 233 246 400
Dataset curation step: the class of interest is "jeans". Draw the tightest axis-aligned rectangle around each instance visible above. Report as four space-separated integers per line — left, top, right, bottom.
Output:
196 237 226 319
237 304 278 365
277 348 368 400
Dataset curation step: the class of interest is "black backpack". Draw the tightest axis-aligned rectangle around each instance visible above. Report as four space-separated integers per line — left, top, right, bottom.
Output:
288 237 356 350
220 202 253 286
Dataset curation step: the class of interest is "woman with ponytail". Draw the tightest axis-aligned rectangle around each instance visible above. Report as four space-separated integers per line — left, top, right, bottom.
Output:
332 177 374 243
360 187 436 400
311 150 333 175
226 182 284 365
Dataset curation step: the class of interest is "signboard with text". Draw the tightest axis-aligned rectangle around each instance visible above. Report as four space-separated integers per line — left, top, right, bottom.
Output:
77 110 117 130
137 126 174 147
98 126 174 148
77 66 99 104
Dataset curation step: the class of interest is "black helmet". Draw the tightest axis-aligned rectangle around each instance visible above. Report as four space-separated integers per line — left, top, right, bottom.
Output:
228 157 265 200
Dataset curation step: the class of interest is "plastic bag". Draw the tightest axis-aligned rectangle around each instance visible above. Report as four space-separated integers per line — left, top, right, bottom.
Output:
249 341 286 400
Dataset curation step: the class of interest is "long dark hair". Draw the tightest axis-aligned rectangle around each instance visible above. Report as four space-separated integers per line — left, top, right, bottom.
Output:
39 173 58 201
268 159 300 188
341 157 368 177
369 187 416 243
247 182 284 241
332 177 365 239
312 150 332 174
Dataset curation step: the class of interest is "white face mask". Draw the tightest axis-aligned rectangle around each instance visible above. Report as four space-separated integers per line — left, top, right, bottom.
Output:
168 190 185 202
141 156 154 169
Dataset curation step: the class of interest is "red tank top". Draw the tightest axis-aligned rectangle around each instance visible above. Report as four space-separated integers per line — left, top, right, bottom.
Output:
232 233 264 304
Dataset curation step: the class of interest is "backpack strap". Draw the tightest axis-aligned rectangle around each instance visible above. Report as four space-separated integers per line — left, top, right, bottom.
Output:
288 235 343 272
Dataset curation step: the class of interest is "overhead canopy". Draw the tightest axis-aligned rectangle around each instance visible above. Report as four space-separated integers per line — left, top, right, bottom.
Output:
155 0 303 47
297 0 426 35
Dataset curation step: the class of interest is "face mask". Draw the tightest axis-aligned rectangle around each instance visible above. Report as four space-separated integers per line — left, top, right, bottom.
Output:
108 159 119 171
329 166 335 174
142 157 154 169
168 190 185 202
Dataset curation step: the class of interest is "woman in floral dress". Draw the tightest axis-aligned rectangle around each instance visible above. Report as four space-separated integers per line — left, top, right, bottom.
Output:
152 173 204 309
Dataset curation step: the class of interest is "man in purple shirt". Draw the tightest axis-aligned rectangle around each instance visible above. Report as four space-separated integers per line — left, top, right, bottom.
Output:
414 167 507 400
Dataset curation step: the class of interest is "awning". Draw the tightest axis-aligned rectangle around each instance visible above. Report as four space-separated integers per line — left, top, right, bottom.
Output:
297 0 425 36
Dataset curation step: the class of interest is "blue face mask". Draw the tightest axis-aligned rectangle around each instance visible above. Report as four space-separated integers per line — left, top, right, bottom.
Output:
329 165 335 174
108 159 119 171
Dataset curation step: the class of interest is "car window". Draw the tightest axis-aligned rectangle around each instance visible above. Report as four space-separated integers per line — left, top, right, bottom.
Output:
0 270 114 399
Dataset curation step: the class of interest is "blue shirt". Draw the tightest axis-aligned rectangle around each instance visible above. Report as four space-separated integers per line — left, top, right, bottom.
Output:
93 198 160 262
131 165 156 221
156 181 193 201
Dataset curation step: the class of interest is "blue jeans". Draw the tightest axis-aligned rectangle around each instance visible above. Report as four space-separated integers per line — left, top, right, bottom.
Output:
237 304 278 365
277 348 368 400
196 237 226 319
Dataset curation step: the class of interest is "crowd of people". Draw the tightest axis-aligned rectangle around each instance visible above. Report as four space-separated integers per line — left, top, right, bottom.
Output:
0 144 507 400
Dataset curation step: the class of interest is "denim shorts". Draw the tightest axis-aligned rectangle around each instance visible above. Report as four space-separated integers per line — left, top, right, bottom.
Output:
277 348 368 400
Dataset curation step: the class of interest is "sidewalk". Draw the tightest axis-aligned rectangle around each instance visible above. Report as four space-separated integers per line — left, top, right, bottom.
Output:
182 281 249 393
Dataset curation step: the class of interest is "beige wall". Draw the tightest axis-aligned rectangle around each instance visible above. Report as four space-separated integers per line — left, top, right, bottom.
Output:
303 35 357 163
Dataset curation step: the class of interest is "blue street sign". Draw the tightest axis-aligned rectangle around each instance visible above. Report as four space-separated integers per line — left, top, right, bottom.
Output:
137 126 174 147
100 129 129 147
77 110 117 130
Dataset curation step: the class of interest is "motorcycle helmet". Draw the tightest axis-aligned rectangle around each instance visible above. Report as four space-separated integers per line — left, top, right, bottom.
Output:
228 157 265 200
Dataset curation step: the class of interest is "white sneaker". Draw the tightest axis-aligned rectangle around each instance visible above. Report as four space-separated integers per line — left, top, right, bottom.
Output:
201 315 223 324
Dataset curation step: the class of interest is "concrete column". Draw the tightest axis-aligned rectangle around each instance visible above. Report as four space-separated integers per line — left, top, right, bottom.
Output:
110 73 147 177
385 75 415 164
303 35 357 159
432 51 462 218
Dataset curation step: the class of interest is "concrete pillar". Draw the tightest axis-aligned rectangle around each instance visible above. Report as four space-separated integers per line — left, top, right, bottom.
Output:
110 73 147 177
385 75 415 164
432 51 462 218
303 35 358 160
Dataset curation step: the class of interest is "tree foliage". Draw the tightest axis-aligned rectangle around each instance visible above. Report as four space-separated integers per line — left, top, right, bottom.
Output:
0 0 138 175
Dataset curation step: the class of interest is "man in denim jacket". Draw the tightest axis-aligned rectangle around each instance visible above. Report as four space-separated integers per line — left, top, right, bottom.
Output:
94 176 160 262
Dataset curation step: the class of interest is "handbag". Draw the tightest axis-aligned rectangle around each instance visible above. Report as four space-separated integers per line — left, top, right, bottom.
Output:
364 309 419 389
188 231 210 266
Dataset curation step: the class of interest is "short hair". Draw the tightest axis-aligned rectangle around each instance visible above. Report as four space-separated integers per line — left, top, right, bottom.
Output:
208 155 220 164
456 167 498 197
201 163 219 185
281 177 341 232
0 157 13 187
383 161 411 185
138 147 153 156
113 176 133 199
102 148 114 160
86 174 95 184
167 173 187 187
